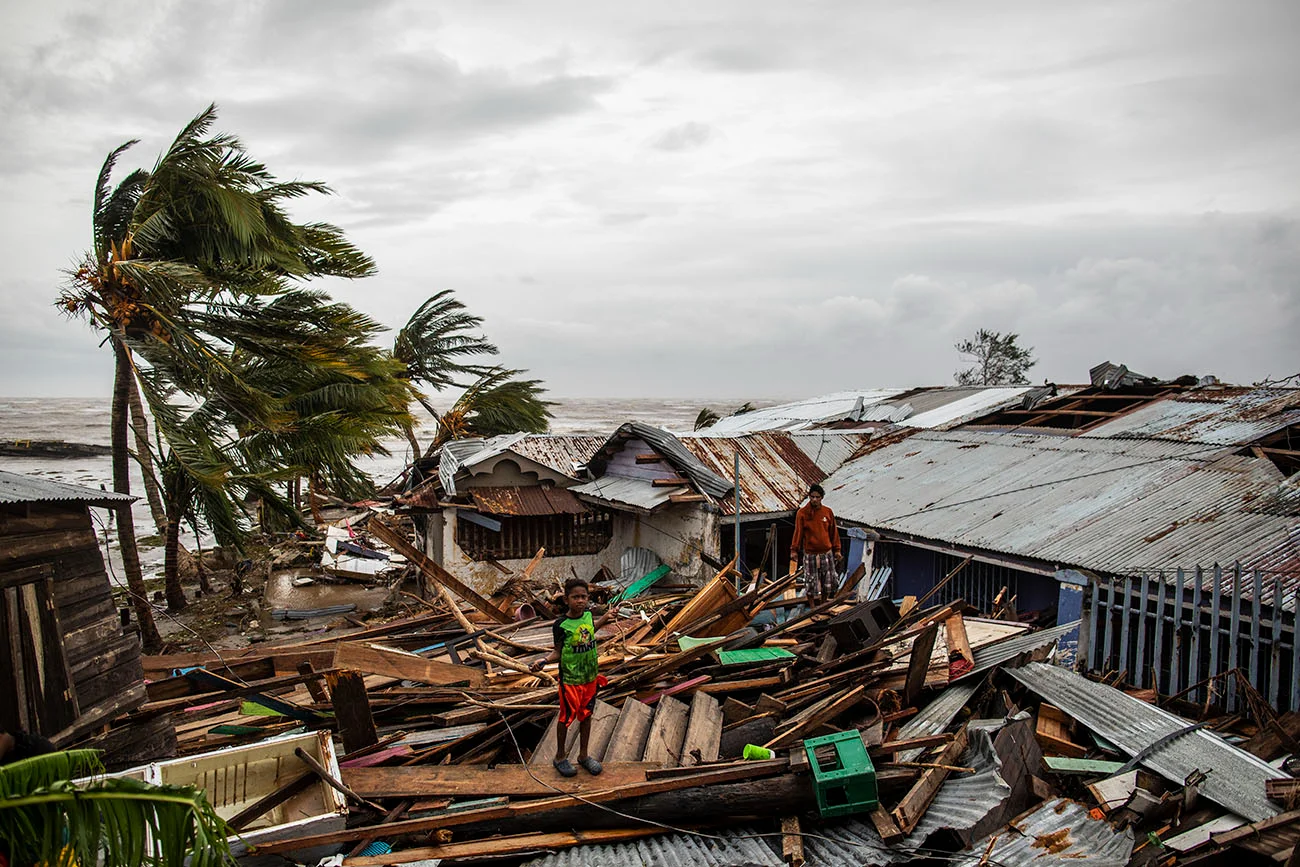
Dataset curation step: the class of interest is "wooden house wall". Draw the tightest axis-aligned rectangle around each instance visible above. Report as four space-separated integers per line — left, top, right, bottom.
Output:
0 500 146 741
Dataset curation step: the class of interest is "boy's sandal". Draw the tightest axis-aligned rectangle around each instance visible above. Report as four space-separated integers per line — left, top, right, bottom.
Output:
553 758 578 778
578 755 603 775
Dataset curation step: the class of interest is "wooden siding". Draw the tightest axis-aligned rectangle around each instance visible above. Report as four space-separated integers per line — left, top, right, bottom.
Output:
0 501 146 741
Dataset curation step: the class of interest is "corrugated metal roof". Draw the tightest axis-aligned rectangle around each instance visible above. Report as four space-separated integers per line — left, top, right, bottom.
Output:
587 423 734 500
678 432 826 516
1083 388 1300 445
786 431 875 475
517 826 782 867
823 429 1298 574
0 470 134 507
468 486 587 516
703 390 906 434
437 434 604 496
966 620 1081 678
1008 662 1287 821
900 386 1040 430
571 475 675 513
894 682 979 763
951 798 1134 867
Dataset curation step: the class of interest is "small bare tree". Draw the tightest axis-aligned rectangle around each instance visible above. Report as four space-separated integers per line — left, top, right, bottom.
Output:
954 329 1037 385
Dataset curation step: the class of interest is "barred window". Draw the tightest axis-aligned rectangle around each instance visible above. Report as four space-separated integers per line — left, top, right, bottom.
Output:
457 509 613 560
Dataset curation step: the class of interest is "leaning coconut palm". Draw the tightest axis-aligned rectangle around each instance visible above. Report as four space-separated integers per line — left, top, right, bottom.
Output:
58 105 375 648
391 289 500 456
0 749 232 866
424 366 554 456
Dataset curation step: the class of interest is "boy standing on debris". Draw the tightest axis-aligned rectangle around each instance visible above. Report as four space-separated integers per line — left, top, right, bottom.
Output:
790 483 843 604
531 577 613 777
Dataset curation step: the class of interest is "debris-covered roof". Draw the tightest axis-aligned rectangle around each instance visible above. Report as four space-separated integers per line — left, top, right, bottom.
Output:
1008 662 1287 821
702 390 907 434
824 429 1298 574
570 473 676 513
1081 387 1300 445
951 797 1135 867
0 469 134 508
585 422 734 499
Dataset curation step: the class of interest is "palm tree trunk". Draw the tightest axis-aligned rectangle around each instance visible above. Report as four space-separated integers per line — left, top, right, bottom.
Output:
402 422 421 463
126 375 168 535
111 337 162 652
163 503 187 611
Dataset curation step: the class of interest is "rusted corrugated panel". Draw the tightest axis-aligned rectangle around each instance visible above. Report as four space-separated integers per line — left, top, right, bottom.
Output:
468 486 587 516
0 469 134 507
824 429 1298 575
511 435 605 475
952 798 1134 866
679 432 828 516
518 827 782 867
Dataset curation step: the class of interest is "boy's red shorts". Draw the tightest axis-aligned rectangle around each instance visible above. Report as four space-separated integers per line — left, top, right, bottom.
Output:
557 676 606 725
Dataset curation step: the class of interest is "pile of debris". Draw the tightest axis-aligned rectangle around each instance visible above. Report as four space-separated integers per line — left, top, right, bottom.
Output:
110 517 1299 865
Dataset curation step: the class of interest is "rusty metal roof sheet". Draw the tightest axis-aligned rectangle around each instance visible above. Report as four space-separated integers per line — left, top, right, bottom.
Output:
678 432 828 516
0 470 134 508
1082 387 1300 445
823 429 1299 575
952 797 1134 867
468 486 587 516
1008 662 1287 821
786 431 875 474
437 434 604 496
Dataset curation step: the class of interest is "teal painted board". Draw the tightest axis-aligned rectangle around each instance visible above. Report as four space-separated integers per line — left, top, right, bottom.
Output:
611 564 672 604
716 647 796 665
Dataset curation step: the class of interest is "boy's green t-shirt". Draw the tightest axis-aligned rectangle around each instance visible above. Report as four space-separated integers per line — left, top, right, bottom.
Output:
552 610 599 685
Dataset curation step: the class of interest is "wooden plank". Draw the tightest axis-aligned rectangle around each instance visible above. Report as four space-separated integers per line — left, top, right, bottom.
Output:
604 699 654 763
327 670 378 754
891 723 969 834
634 454 662 464
697 676 784 694
781 816 806 867
367 517 511 623
650 559 738 642
1035 704 1087 758
721 697 753 725
255 759 792 852
766 685 868 750
870 807 905 844
679 691 722 766
642 694 689 767
651 477 691 487
903 623 939 707
343 762 658 798
944 614 974 664
333 641 486 687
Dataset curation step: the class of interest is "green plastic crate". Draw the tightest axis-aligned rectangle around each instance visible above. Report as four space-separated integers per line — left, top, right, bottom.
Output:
803 731 878 817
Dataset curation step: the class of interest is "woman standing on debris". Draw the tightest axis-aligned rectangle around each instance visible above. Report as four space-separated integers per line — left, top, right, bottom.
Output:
531 577 613 777
791 483 843 604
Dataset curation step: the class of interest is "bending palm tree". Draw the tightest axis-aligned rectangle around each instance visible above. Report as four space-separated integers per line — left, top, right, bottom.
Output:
59 106 374 643
424 366 554 456
391 289 498 456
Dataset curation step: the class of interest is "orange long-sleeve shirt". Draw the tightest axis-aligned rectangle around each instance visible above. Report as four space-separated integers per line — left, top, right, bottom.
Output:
791 503 840 556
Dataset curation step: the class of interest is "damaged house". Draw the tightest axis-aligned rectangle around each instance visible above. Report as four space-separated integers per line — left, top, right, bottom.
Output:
819 367 1300 712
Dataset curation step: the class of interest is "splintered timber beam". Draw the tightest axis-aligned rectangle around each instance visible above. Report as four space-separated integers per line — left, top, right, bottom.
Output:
368 517 511 624
327 670 378 755
890 723 969 834
252 759 790 853
334 641 487 687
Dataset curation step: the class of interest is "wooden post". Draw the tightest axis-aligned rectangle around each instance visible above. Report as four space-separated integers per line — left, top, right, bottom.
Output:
904 624 939 708
328 670 378 754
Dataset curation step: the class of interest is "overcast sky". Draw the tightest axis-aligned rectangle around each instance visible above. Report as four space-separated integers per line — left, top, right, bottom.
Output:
1 1 1297 399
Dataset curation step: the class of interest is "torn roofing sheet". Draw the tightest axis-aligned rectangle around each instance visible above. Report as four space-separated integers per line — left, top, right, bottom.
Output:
1008 662 1286 821
952 797 1135 867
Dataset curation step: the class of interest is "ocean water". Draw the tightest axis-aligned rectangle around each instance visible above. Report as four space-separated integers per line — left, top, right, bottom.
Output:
0 396 774 576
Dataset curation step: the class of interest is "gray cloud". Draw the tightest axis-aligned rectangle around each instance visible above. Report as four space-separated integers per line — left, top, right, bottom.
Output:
1 0 1298 400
